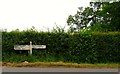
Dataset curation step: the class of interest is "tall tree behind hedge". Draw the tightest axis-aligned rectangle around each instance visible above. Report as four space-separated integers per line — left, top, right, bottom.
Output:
67 2 102 32
99 2 120 31
67 1 120 32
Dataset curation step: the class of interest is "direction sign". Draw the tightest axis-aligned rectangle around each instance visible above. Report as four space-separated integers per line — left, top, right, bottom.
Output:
14 45 30 50
32 45 46 49
14 45 46 50
14 41 46 55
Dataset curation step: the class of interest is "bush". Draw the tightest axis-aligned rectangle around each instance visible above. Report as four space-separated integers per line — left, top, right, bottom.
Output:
2 31 120 63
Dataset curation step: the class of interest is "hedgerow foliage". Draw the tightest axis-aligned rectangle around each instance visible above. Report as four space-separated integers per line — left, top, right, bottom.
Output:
2 30 120 63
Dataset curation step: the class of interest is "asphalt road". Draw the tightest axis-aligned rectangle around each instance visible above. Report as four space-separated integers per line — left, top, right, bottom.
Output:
2 67 118 72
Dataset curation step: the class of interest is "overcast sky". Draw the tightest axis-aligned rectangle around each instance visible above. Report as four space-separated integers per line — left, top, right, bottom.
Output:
0 0 91 31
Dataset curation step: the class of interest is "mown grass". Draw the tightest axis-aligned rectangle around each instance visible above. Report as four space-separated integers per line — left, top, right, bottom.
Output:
2 62 118 69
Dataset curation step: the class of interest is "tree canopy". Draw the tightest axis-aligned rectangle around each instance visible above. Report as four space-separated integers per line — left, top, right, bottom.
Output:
67 1 120 32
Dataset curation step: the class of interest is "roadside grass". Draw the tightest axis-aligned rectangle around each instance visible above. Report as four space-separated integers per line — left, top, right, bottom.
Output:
2 62 118 68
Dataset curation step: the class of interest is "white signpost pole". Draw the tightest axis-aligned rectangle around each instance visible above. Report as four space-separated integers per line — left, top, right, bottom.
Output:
30 41 32 55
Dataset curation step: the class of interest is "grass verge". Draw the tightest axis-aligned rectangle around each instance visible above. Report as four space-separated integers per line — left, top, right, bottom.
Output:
2 62 118 68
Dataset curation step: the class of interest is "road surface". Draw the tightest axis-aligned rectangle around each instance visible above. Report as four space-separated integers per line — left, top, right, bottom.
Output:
2 67 118 72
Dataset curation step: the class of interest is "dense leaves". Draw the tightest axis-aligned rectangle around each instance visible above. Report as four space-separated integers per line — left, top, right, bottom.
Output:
2 31 120 63
67 1 120 32
99 2 120 31
67 2 102 32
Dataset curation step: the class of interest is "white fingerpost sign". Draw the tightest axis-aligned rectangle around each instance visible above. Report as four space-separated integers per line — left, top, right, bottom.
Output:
14 41 46 55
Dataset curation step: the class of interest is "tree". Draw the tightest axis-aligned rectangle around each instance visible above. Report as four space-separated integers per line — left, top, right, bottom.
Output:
67 2 102 32
98 2 120 31
67 1 120 32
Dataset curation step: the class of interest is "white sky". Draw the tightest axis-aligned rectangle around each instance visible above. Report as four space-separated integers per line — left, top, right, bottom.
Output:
0 0 90 32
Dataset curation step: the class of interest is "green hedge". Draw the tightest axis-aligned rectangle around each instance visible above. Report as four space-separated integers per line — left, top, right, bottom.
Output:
2 31 120 63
